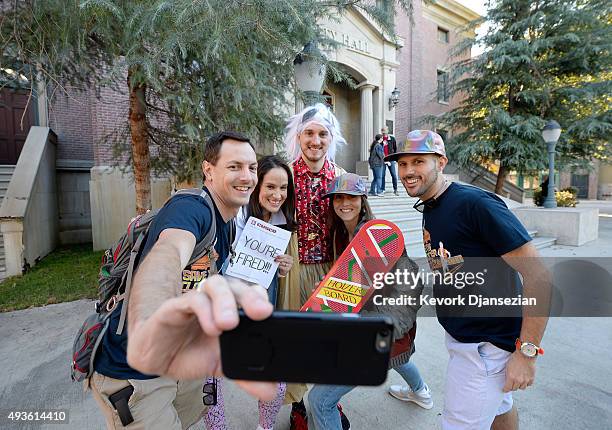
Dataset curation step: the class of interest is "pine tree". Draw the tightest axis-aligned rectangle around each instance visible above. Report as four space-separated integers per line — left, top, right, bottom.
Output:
1 0 410 213
427 0 611 194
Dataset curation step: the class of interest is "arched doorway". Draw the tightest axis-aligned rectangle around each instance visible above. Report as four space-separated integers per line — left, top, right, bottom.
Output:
325 62 369 173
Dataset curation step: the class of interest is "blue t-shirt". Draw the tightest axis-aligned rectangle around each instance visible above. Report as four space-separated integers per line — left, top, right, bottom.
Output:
422 183 531 352
94 188 232 380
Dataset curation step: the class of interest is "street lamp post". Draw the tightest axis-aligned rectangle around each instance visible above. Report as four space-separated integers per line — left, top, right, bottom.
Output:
294 42 326 106
541 120 562 208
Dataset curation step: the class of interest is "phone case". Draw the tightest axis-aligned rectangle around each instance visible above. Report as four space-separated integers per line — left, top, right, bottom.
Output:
220 311 394 386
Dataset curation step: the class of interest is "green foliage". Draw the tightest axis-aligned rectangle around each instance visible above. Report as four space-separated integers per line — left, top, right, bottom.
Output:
425 0 611 180
1 0 410 182
0 245 103 312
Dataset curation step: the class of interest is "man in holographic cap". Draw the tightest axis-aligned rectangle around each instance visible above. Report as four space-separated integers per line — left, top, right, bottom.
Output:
388 130 550 430
283 103 347 430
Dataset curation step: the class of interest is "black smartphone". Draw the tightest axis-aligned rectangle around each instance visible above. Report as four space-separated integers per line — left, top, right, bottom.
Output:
220 311 394 386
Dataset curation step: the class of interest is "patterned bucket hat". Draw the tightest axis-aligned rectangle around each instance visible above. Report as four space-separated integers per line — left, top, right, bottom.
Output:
323 173 367 198
384 130 446 161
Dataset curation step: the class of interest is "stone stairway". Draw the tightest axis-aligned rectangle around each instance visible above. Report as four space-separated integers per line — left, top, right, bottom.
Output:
0 165 16 280
364 177 556 258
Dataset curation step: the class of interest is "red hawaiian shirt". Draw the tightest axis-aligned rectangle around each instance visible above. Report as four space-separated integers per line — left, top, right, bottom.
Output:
293 157 337 264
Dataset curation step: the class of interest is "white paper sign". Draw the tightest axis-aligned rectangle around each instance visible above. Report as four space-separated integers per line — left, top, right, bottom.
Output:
225 216 291 288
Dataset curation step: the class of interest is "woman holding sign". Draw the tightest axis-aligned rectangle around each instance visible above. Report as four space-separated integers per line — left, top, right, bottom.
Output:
204 155 298 430
307 173 432 430
235 154 299 306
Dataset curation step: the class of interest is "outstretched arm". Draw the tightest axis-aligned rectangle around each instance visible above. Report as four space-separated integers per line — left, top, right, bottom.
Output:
126 228 275 400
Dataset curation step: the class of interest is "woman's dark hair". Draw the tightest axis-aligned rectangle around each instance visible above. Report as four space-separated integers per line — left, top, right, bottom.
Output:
327 194 374 257
369 134 383 154
246 155 297 231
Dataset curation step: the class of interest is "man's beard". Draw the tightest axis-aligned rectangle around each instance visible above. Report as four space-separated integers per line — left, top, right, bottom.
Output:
404 166 439 198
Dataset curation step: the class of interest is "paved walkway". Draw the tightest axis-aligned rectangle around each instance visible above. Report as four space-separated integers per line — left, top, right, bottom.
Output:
1 214 611 429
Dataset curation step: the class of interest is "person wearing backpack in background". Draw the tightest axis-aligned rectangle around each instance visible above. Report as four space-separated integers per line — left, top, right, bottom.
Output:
87 131 274 429
368 134 385 197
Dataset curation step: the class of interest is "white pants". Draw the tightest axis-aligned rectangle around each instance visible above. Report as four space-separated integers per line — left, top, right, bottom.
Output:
442 333 513 430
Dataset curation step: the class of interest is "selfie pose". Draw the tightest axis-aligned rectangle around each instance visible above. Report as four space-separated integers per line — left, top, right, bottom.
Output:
88 131 275 429
204 155 297 430
307 173 430 430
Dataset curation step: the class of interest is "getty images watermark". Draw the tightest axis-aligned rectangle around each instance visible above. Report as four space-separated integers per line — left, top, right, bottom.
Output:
371 267 536 308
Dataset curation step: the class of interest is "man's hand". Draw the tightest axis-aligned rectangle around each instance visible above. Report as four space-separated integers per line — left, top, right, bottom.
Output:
127 275 276 400
275 254 294 276
503 350 536 392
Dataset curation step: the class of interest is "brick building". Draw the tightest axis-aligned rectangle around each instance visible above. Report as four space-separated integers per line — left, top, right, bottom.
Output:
0 1 481 258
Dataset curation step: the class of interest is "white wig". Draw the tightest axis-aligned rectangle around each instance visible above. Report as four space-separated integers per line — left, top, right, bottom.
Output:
283 103 347 162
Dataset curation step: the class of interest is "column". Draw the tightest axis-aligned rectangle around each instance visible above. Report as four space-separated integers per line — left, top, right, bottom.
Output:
295 95 304 114
360 84 375 162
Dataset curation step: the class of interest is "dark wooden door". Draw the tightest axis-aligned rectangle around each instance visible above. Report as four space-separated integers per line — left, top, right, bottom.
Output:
0 88 35 164
571 174 589 198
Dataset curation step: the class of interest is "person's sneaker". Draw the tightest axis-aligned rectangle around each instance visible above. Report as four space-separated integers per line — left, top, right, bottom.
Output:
337 404 350 430
388 384 433 410
289 400 308 430
394 190 399 196
376 193 385 197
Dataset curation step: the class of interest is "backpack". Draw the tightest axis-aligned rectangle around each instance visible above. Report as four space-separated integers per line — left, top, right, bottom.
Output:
71 188 221 382
368 143 383 167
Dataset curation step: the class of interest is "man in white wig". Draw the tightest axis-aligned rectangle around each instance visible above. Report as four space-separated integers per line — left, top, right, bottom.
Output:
283 103 348 430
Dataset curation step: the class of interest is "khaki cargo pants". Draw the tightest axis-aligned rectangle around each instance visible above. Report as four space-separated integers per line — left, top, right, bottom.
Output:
89 372 207 430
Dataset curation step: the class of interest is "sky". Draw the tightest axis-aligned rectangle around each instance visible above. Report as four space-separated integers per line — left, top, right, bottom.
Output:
456 0 487 16
456 0 489 56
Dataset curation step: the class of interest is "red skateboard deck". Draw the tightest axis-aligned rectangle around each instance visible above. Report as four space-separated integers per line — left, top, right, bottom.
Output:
300 219 404 313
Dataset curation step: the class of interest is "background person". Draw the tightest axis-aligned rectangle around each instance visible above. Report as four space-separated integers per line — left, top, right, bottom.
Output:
368 134 385 196
380 126 399 195
307 173 429 430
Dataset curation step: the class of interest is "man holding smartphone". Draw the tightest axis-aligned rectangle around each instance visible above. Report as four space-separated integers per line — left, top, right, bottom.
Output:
388 130 551 430
89 131 276 429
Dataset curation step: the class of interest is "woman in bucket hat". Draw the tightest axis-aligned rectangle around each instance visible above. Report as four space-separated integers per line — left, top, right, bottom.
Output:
307 173 432 430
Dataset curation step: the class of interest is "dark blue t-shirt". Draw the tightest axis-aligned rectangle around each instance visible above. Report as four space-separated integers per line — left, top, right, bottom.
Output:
422 183 531 352
94 188 231 380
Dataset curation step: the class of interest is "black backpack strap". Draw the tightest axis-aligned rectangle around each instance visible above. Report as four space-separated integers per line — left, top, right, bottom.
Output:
190 191 218 274
114 188 221 335
115 225 150 336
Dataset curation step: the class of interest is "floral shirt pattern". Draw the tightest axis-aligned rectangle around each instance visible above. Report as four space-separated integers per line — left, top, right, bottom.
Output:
292 157 338 264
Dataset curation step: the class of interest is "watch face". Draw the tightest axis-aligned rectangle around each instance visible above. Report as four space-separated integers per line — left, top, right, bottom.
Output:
521 343 538 357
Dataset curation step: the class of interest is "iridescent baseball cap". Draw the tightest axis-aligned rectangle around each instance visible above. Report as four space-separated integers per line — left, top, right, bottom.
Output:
384 130 446 161
324 173 367 198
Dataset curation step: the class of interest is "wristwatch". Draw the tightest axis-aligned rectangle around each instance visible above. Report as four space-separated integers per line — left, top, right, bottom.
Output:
515 338 544 357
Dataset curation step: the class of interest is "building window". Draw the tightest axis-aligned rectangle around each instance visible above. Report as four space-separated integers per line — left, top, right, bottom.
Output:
437 70 449 103
438 27 449 43
386 120 394 135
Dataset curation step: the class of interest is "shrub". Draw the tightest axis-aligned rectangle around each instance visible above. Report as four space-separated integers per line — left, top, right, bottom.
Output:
533 187 578 207
556 190 578 207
